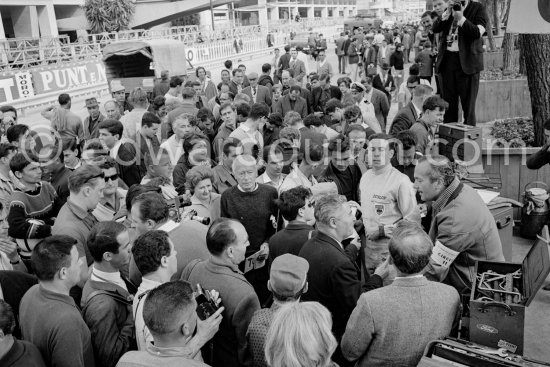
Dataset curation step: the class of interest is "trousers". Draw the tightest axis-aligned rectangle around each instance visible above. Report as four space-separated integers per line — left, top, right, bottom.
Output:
440 51 480 126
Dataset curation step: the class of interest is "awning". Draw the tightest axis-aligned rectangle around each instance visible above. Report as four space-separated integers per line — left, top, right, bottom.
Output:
56 15 90 31
234 5 265 11
102 39 188 76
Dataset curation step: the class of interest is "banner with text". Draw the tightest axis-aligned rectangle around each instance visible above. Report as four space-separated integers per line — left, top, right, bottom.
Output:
0 60 107 104
31 61 107 95
508 0 550 33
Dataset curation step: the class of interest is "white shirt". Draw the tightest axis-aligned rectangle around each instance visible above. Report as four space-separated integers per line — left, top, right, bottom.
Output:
297 51 310 75
110 140 123 159
411 100 423 118
256 172 286 192
157 219 179 233
360 164 420 243
133 277 162 351
91 267 128 291
160 135 184 165
358 99 382 133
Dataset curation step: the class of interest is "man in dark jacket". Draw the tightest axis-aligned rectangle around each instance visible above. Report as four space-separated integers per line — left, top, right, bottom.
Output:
318 138 362 202
0 299 46 367
258 63 274 95
526 119 550 170
309 74 342 114
277 45 291 81
269 186 316 261
181 218 260 367
98 120 144 187
81 221 136 367
389 83 432 136
299 194 389 367
372 63 396 106
431 0 488 125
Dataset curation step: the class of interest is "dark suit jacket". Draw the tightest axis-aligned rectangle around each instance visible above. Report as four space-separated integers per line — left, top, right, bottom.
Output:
283 87 312 114
242 85 272 106
117 142 144 188
335 36 346 56
288 59 306 82
228 80 242 96
373 74 395 103
370 88 390 132
432 1 488 75
273 95 308 118
310 85 343 113
277 53 291 75
299 232 382 340
390 101 420 136
268 222 314 262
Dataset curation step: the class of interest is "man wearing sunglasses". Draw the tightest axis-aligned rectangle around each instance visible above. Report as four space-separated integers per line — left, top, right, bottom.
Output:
92 158 127 222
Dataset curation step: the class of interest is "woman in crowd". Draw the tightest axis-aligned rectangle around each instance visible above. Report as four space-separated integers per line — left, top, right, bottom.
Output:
265 301 338 367
185 165 221 224
173 132 212 194
337 77 355 106
196 66 218 101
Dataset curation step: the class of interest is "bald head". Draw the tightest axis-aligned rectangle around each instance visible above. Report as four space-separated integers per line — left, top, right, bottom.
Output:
388 221 433 275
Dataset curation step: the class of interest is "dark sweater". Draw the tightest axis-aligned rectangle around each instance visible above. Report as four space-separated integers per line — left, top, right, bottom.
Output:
0 271 37 339
220 184 278 255
7 182 62 240
526 144 550 170
268 222 314 262
0 339 46 367
390 50 405 70
19 284 95 367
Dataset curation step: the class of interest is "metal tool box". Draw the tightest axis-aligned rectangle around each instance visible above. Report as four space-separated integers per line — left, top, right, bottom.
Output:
469 237 550 355
419 338 550 366
438 123 483 166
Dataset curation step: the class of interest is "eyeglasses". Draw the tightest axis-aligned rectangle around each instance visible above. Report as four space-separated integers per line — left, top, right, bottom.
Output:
104 173 119 182
87 172 105 182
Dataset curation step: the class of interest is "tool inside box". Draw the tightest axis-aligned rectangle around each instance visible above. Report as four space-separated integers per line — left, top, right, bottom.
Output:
472 262 524 305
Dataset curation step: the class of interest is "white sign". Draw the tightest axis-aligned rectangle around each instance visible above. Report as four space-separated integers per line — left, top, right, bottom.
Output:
508 0 550 34
15 72 34 99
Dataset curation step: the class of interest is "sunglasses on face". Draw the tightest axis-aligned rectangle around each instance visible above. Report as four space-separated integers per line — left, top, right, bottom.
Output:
104 173 119 182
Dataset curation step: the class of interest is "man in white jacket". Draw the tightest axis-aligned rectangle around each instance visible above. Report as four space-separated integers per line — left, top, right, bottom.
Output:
359 134 421 276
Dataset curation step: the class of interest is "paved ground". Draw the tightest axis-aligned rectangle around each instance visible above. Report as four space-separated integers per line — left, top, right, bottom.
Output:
19 43 405 129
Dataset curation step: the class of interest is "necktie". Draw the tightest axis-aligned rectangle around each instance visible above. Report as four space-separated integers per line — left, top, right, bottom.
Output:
252 87 257 102
290 60 295 68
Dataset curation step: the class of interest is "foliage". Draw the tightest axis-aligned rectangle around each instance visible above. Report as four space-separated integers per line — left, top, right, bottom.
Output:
491 117 535 147
481 67 523 80
83 0 135 33
172 14 201 27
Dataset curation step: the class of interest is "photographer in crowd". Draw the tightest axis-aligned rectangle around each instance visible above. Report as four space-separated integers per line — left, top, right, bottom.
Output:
431 0 488 125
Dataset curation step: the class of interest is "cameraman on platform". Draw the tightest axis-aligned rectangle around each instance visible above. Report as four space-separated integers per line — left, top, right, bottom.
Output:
431 0 488 126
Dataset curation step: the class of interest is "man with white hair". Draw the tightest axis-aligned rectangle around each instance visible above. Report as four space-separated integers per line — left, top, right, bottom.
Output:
104 100 121 121
299 194 389 367
413 155 503 293
342 221 461 367
220 154 278 304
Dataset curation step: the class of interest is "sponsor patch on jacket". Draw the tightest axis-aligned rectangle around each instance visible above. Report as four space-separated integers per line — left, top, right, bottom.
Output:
374 204 385 215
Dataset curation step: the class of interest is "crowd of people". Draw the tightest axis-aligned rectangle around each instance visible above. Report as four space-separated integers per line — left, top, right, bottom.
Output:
0 0 511 367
